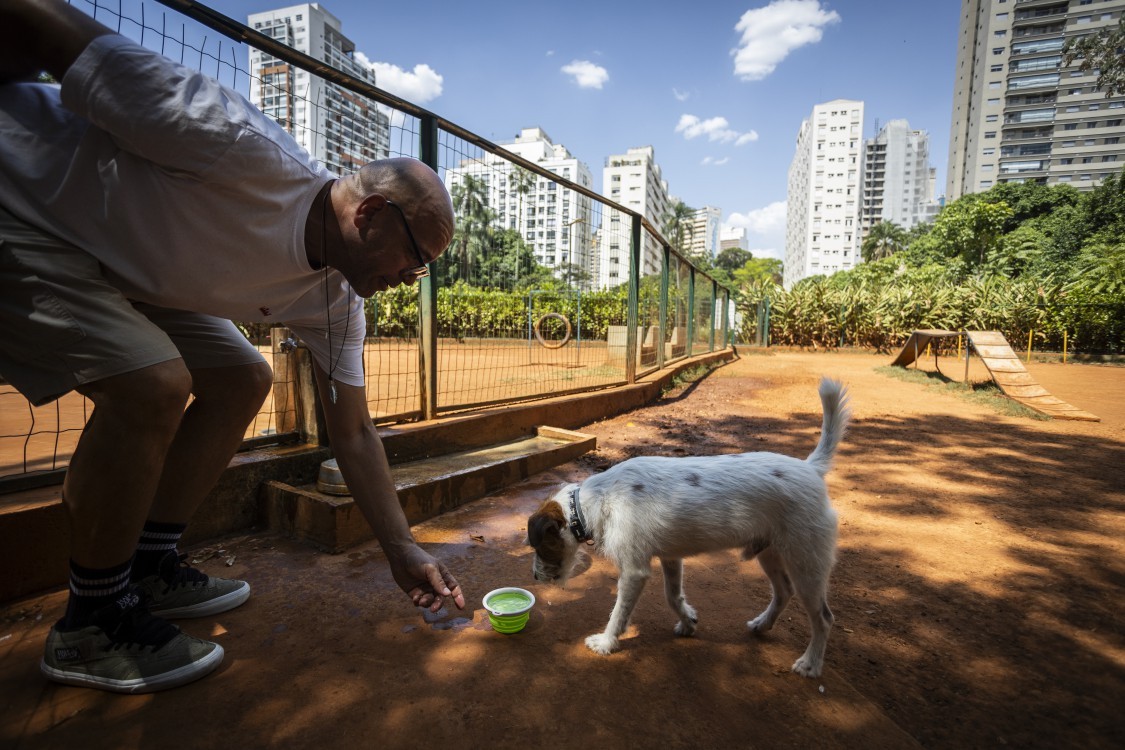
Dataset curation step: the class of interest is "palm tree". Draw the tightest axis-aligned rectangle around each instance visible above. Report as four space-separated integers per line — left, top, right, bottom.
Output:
861 220 907 262
449 175 494 282
507 167 535 282
662 200 695 255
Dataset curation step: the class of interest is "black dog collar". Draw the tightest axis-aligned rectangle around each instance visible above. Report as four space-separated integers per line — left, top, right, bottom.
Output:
568 485 592 543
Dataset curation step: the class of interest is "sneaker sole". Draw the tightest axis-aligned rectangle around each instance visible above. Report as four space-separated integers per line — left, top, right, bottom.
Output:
150 581 251 619
40 643 224 694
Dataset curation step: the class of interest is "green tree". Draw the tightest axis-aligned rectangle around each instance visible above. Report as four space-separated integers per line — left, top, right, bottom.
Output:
715 246 753 272
447 174 494 283
928 196 1013 267
734 257 783 286
507 167 534 234
475 228 538 290
860 220 907 262
661 200 695 255
1063 19 1125 97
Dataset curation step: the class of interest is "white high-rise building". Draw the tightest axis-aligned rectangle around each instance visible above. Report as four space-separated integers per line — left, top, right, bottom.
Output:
720 226 749 253
247 3 389 175
442 127 594 281
785 99 864 288
686 206 722 259
947 0 1125 199
860 119 938 240
599 146 673 288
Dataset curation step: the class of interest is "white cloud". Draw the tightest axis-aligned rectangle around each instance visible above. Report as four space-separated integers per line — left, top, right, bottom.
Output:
701 156 730 166
732 0 841 81
354 52 443 103
675 114 757 146
673 87 690 102
724 201 787 260
546 50 555 57
562 60 609 89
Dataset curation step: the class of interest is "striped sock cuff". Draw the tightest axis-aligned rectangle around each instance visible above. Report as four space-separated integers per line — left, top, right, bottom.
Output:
68 558 133 600
136 521 187 554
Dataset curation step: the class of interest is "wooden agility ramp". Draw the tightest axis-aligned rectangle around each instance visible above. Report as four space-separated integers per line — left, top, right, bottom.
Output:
891 329 1100 422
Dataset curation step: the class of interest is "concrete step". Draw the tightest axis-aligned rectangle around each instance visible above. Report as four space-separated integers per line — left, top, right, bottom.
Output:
262 426 595 552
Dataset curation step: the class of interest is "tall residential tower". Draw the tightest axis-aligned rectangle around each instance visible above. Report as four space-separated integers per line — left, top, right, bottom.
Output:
947 0 1125 199
860 119 939 240
247 3 390 175
785 100 864 288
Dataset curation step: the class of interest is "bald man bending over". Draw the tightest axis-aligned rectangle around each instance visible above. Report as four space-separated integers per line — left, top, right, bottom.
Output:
0 0 463 694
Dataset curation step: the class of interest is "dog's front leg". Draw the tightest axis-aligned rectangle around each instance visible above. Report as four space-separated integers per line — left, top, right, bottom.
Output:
586 567 648 655
660 557 698 637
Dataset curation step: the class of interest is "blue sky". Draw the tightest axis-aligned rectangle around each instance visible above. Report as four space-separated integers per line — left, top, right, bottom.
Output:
97 1 963 260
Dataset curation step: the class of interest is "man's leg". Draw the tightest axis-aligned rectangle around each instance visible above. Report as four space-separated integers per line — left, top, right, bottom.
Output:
130 357 274 617
64 360 192 569
146 362 274 525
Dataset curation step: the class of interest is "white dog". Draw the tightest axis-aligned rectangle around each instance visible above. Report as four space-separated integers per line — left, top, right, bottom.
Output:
526 377 850 678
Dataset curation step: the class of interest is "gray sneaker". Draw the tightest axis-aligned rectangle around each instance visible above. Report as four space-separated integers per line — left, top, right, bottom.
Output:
135 551 250 618
41 590 223 694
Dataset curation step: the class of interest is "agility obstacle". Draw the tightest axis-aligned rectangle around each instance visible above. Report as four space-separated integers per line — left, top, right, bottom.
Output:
891 330 1099 422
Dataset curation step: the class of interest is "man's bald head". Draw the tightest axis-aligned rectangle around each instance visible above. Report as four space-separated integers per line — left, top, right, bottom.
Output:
350 158 454 262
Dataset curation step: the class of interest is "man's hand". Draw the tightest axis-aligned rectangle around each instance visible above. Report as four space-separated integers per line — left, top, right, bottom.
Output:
387 543 465 612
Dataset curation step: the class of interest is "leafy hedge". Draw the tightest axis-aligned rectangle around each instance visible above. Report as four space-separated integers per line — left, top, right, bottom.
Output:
736 172 1125 354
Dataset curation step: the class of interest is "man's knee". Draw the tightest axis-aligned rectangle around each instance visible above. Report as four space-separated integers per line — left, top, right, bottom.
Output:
191 361 274 409
79 360 193 426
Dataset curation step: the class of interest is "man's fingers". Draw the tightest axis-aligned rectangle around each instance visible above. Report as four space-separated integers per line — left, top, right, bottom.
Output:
426 564 453 599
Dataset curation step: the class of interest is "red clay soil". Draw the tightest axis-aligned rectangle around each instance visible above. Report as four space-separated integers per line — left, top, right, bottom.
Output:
2 351 1123 749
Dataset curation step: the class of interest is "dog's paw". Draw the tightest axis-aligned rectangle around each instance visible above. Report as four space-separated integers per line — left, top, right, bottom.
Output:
585 633 620 655
791 655 823 678
747 614 773 635
674 604 698 636
673 620 696 637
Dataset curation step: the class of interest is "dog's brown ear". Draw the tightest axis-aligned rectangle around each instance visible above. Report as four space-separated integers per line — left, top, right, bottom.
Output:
527 503 565 547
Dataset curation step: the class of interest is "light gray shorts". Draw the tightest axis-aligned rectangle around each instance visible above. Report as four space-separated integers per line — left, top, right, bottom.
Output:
0 204 265 406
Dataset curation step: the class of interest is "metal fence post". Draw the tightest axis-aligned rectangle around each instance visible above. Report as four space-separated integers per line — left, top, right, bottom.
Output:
686 267 696 358
709 278 717 352
658 243 670 370
626 215 642 384
418 114 439 420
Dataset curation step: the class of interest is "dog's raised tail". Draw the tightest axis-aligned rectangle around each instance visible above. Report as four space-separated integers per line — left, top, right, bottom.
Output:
805 378 851 477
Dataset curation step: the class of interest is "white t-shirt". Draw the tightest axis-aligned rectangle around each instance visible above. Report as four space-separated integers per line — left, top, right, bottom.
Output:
0 34 365 385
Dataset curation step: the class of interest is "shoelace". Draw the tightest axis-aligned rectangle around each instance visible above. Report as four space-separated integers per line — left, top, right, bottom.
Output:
163 553 210 589
103 599 180 652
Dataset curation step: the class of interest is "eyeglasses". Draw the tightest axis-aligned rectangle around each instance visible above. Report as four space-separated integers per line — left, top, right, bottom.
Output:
384 199 430 282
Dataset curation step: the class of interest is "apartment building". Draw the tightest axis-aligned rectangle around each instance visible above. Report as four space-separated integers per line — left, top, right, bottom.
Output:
685 206 723 259
442 127 594 281
720 226 750 253
860 119 940 240
598 146 673 288
785 100 864 288
947 0 1125 199
247 3 390 175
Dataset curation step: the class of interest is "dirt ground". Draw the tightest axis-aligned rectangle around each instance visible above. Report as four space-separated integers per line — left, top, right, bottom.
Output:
2 350 1123 749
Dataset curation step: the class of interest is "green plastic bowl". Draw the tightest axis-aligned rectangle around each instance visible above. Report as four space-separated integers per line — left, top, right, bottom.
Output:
483 587 536 634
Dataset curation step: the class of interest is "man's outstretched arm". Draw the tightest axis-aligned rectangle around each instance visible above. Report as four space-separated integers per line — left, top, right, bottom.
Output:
0 0 112 83
312 362 466 612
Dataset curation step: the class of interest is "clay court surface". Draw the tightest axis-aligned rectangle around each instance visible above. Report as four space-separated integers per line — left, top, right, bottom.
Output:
2 350 1123 749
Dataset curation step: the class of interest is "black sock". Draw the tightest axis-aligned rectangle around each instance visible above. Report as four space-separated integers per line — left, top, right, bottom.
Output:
62 558 133 628
131 521 187 580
